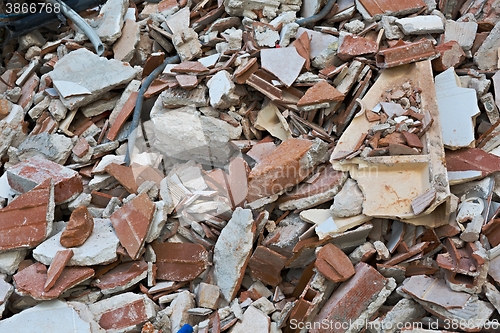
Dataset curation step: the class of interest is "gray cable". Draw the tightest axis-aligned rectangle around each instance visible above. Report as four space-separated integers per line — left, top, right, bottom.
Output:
46 0 105 56
125 54 181 166
295 0 337 26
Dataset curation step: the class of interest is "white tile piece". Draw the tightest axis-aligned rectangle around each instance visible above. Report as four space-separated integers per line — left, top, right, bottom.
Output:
435 68 480 149
261 46 305 87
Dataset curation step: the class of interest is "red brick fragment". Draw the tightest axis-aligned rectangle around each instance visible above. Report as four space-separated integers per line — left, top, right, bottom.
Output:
151 241 209 282
44 249 73 291
432 40 466 72
60 206 94 248
248 246 287 287
315 243 355 283
105 163 139 194
0 179 53 251
72 137 90 158
7 155 83 204
311 262 388 333
110 193 155 260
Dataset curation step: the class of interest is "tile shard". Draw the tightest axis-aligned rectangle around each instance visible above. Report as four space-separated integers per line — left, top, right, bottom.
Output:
110 192 155 260
435 68 480 150
151 241 209 281
297 80 345 108
247 138 328 203
44 249 73 292
89 292 158 332
13 262 94 300
261 46 305 87
7 155 83 204
0 179 54 252
356 0 426 21
315 243 355 283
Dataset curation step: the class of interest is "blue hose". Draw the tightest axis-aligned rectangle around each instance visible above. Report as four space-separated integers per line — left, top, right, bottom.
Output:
176 324 194 333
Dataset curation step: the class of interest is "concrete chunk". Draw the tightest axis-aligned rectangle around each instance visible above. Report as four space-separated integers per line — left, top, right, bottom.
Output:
49 48 137 110
395 15 444 35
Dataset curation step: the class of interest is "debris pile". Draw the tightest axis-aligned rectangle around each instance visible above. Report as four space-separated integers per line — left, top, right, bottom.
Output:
4 0 500 332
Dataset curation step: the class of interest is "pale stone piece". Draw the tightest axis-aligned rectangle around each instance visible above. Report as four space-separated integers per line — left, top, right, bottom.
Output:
0 249 27 275
170 291 195 333
113 19 140 62
230 306 270 333
474 21 500 70
444 20 477 51
206 70 239 109
330 178 364 218
150 103 242 165
214 208 255 302
395 15 444 35
0 300 102 333
93 0 129 44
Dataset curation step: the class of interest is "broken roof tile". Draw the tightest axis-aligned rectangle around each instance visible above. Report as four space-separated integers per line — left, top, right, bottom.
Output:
110 192 155 260
13 262 94 300
297 80 345 107
0 179 53 251
7 155 83 204
151 241 209 281
92 260 148 294
44 249 73 292
248 246 287 287
60 206 94 248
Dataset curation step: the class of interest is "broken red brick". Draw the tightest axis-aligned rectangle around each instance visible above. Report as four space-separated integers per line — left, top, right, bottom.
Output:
105 162 139 194
44 249 74 291
248 246 287 287
110 193 155 260
7 155 83 204
0 179 53 251
315 243 355 283
432 40 466 72
60 206 94 248
72 137 90 158
151 241 209 281
311 262 389 333
13 262 94 300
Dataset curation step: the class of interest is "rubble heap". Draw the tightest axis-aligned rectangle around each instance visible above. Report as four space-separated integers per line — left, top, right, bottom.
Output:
4 0 500 332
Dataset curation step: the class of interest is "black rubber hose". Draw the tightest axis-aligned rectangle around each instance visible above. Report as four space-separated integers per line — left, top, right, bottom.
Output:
125 54 181 166
295 0 337 26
